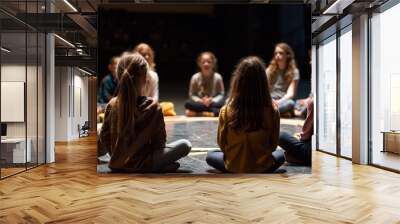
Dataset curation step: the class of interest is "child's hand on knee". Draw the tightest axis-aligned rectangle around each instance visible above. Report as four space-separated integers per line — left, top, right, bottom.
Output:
293 132 301 140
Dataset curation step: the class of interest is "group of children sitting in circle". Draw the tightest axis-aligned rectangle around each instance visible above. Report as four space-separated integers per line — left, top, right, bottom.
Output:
98 42 313 173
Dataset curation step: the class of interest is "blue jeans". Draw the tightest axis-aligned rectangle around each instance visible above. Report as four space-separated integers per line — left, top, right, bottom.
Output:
205 150 285 173
278 99 295 114
279 131 311 166
184 100 224 117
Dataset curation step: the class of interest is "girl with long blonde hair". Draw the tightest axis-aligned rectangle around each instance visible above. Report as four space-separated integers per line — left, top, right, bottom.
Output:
266 42 300 115
99 53 191 172
133 43 159 102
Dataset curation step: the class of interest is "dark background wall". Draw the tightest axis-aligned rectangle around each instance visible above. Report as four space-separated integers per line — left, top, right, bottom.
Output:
98 4 311 101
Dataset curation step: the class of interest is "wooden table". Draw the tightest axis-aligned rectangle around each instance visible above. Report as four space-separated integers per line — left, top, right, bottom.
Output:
381 131 400 154
1 138 32 163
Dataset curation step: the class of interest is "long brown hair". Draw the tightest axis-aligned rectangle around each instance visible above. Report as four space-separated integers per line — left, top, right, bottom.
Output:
266 42 298 84
227 56 273 132
133 43 156 71
115 53 148 139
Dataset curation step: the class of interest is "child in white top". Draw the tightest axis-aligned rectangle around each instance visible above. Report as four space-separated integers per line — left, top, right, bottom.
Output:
133 43 159 102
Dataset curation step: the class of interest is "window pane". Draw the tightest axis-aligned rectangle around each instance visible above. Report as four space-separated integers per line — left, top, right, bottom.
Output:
1 31 28 177
371 3 400 171
317 36 337 154
27 30 38 169
339 28 352 158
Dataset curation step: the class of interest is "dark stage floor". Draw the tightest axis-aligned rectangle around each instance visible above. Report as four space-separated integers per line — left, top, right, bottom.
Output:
97 117 310 174
98 81 310 174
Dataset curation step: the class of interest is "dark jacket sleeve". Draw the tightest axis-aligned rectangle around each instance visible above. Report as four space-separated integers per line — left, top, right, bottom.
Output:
103 77 116 101
148 105 167 151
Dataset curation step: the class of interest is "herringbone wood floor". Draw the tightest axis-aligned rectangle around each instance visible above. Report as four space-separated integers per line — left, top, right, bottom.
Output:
1 135 400 223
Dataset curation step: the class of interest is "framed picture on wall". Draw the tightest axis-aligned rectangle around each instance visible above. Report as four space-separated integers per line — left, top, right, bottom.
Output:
1 81 25 123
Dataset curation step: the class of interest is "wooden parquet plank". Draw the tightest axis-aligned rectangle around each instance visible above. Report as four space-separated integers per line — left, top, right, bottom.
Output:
1 135 400 223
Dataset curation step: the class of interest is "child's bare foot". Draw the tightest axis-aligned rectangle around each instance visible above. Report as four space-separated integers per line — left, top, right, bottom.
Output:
185 110 198 117
201 111 215 117
294 109 302 117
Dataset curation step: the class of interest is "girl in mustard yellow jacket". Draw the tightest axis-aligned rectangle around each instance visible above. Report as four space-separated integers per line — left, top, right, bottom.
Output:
206 56 284 173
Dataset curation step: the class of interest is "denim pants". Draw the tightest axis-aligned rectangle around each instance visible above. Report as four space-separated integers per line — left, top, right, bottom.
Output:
278 99 295 114
279 131 311 166
184 100 224 116
205 150 285 173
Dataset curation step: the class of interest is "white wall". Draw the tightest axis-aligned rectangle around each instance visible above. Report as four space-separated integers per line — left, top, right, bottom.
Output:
1 65 26 141
55 66 70 141
72 72 89 138
1 66 26 137
1 65 38 137
55 66 89 141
